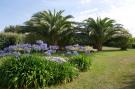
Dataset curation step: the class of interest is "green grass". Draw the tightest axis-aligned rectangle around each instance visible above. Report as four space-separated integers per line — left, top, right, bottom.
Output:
44 49 135 89
0 48 135 89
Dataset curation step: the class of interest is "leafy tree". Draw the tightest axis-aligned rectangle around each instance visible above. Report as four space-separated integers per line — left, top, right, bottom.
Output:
4 25 22 33
128 37 135 48
69 22 90 45
25 10 74 46
106 28 131 50
85 17 118 51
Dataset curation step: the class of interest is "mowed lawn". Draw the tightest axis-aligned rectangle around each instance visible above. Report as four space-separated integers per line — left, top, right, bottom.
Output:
45 49 135 89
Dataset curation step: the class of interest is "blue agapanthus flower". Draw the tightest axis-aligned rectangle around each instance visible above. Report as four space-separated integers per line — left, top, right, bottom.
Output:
0 40 61 57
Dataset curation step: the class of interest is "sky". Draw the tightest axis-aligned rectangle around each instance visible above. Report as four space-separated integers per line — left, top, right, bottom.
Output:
0 0 135 36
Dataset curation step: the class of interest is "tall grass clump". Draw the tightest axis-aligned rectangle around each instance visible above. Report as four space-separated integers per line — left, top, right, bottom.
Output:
69 55 92 72
0 54 78 89
0 32 24 49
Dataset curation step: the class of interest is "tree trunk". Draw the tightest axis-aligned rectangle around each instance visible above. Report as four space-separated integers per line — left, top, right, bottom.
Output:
94 43 103 51
97 45 102 51
59 46 65 51
120 46 127 50
93 45 97 49
54 41 58 45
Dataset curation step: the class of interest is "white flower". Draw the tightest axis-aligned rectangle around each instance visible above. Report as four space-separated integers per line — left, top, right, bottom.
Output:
46 56 67 63
49 45 59 50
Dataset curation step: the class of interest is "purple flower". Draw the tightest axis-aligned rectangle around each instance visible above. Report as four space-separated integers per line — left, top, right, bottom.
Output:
40 43 48 51
24 47 31 53
36 40 44 45
49 45 59 50
12 52 21 59
65 46 73 50
44 50 53 56
32 45 42 52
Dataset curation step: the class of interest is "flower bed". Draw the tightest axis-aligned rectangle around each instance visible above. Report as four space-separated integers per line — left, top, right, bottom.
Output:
0 40 92 89
0 54 79 89
0 40 59 57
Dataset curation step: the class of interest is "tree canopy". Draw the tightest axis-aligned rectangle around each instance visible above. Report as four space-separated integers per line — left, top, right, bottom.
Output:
25 10 74 46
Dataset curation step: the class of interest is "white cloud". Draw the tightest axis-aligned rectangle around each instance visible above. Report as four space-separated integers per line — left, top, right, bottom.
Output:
79 8 98 15
100 0 135 36
73 8 98 21
80 0 91 4
75 0 135 36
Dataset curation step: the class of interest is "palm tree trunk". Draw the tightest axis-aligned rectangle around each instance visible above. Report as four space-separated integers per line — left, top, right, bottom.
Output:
97 45 102 51
59 46 65 51
94 43 103 51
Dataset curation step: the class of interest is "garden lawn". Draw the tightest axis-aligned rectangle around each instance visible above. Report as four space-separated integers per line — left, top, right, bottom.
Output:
45 49 135 89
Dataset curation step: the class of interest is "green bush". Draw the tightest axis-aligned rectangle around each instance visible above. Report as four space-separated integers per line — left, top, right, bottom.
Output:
128 38 135 48
132 44 135 48
69 55 92 72
24 33 46 44
0 54 78 89
0 32 24 49
105 36 129 50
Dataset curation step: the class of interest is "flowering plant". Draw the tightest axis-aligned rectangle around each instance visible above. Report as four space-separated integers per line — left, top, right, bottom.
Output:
0 40 51 57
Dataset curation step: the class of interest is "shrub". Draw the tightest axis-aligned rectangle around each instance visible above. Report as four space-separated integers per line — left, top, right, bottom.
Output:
69 55 92 72
0 32 24 49
0 54 78 89
132 44 135 48
104 36 130 50
128 38 135 49
24 33 46 44
46 61 78 85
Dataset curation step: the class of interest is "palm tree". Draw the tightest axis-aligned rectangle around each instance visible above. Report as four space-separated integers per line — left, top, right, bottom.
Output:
85 17 118 51
25 10 74 46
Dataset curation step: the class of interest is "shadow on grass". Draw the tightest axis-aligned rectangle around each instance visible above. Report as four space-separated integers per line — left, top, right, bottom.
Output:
120 74 135 89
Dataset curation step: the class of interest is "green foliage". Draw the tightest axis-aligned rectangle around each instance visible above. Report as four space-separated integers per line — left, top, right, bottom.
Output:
84 17 132 51
43 50 135 89
70 33 90 45
0 33 24 49
128 37 135 48
105 29 131 50
85 17 117 51
105 39 128 50
132 44 135 48
69 55 92 72
4 25 22 33
25 10 74 45
117 36 129 50
24 33 46 44
0 54 78 89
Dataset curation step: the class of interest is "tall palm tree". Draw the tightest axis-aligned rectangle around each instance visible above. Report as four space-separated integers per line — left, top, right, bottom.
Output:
25 10 74 45
85 17 118 51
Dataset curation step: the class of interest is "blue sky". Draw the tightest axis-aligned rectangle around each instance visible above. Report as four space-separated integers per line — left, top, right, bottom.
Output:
0 0 135 36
